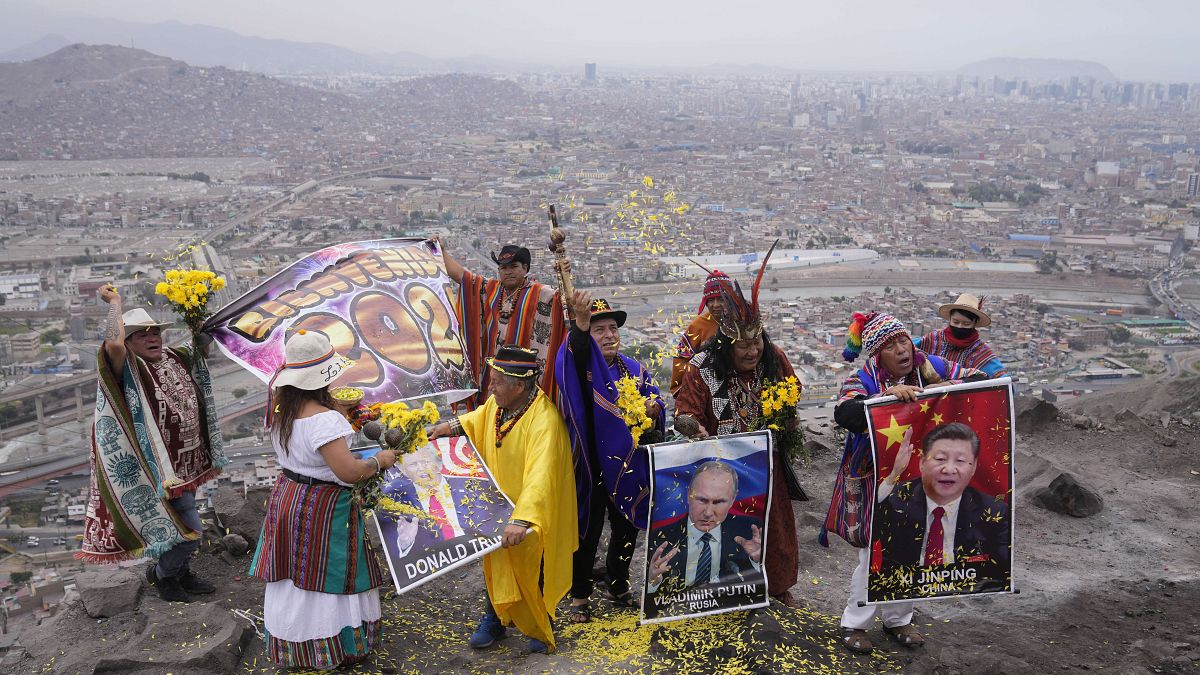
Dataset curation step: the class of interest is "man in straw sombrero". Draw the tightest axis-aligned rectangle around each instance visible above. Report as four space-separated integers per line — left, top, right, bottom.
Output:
79 284 228 603
914 293 1007 378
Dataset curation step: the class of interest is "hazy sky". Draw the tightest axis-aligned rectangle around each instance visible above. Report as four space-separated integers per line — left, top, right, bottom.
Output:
23 0 1200 80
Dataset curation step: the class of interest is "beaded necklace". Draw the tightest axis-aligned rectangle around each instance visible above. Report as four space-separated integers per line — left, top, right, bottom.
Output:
494 388 537 448
728 364 764 430
497 278 529 322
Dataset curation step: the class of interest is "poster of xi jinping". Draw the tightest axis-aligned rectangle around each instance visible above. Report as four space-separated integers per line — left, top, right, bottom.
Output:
865 378 1015 604
374 436 512 593
640 431 772 624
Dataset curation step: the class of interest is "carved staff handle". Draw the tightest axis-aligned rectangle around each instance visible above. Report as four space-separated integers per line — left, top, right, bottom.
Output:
547 205 576 322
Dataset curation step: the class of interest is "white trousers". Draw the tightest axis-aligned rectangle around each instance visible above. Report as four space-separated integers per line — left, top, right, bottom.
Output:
840 547 914 630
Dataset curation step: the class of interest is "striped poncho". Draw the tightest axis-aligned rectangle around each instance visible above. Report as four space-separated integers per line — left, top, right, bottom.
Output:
916 328 1007 378
455 269 565 410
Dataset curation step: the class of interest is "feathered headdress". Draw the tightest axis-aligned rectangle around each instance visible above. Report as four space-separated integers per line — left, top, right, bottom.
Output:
715 240 779 340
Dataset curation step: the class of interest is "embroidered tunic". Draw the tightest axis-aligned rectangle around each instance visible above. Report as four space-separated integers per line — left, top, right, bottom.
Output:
673 346 801 596
916 329 1007 378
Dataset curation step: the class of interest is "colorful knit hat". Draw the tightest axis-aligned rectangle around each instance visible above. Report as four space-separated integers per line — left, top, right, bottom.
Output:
699 269 733 314
842 312 910 362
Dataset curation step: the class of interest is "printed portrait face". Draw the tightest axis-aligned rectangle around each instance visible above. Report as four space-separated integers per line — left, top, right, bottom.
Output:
920 437 978 505
401 446 442 493
687 467 736 532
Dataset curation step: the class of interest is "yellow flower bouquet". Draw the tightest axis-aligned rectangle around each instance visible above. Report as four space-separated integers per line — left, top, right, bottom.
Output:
757 376 806 461
154 268 227 334
356 400 440 510
615 375 657 447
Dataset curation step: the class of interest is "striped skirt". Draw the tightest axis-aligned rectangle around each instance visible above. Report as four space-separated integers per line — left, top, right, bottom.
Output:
250 473 384 669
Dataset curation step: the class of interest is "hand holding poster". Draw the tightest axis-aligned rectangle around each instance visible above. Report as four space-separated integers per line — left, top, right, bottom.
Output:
204 238 475 405
641 431 772 624
374 435 513 592
865 378 1015 604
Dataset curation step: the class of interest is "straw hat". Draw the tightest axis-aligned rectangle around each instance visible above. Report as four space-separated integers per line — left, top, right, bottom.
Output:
269 330 356 391
122 308 173 338
938 293 992 328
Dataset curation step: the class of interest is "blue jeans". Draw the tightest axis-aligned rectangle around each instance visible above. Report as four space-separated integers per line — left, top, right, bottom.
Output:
156 491 202 579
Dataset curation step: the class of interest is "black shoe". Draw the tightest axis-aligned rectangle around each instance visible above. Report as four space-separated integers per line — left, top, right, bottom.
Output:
179 570 216 595
146 565 192 603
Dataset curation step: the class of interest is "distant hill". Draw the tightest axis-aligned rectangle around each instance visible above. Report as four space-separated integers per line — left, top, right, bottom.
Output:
958 57 1117 83
0 44 533 160
0 44 361 158
0 2 541 75
0 33 72 62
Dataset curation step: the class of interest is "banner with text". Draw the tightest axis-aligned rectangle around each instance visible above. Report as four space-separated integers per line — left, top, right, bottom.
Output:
374 435 513 593
865 378 1015 604
640 431 772 625
204 238 475 406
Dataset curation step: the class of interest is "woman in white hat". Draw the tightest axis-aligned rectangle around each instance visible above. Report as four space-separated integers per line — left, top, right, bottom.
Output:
914 293 1008 379
249 330 397 671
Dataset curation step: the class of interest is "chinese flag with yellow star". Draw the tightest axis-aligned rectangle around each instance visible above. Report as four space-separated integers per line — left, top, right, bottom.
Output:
866 382 1014 504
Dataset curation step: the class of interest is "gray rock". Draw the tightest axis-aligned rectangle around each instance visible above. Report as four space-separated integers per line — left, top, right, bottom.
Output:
212 484 270 540
222 533 251 556
93 602 253 674
77 568 143 618
1032 472 1104 517
1015 395 1059 432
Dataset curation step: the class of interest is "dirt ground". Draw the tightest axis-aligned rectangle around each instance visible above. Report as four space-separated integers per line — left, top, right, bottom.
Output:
13 376 1200 674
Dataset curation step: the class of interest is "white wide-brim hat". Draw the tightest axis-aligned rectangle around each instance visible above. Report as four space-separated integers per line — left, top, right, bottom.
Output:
123 308 174 338
938 293 992 328
270 330 356 391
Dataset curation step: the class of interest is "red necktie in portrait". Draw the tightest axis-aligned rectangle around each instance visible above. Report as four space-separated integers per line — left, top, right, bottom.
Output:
924 506 945 566
428 492 456 540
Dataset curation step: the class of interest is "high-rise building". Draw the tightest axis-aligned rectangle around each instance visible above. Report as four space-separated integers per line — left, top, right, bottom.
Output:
1188 172 1199 198
583 63 597 82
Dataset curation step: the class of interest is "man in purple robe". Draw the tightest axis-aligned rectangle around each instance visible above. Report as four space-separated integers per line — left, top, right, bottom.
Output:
555 291 665 622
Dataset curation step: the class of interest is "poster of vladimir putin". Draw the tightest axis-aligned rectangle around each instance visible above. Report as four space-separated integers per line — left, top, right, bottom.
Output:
640 431 772 624
374 436 513 593
864 378 1015 604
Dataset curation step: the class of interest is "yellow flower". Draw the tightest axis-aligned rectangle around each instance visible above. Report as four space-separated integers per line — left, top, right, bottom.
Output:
642 176 654 189
211 277 226 291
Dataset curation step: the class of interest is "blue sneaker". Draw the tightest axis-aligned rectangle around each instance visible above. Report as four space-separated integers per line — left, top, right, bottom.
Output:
468 612 505 649
528 637 549 654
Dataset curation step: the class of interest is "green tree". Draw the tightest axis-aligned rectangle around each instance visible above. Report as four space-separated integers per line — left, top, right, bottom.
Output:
232 387 248 399
40 328 63 346
1107 325 1131 344
1067 338 1088 352
11 571 32 585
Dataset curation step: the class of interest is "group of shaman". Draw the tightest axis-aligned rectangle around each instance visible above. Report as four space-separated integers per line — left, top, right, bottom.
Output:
81 234 1007 668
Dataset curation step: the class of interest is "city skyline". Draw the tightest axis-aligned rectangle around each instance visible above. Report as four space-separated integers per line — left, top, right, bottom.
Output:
5 0 1200 81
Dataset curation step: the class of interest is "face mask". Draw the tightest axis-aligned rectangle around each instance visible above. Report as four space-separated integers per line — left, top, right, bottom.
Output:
949 326 975 340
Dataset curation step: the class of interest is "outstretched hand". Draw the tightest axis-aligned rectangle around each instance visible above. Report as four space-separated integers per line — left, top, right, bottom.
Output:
571 289 593 331
648 541 680 584
888 427 915 482
733 524 763 563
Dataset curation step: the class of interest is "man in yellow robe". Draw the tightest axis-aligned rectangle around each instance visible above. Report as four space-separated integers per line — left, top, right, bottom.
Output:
429 344 577 653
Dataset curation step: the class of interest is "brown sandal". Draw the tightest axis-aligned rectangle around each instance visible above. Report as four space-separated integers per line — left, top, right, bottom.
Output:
842 629 874 654
882 623 925 648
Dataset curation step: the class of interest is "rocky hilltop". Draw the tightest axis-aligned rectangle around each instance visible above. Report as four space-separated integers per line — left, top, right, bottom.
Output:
6 376 1200 673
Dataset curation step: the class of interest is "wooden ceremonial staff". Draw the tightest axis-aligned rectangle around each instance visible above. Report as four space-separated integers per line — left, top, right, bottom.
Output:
547 205 576 322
